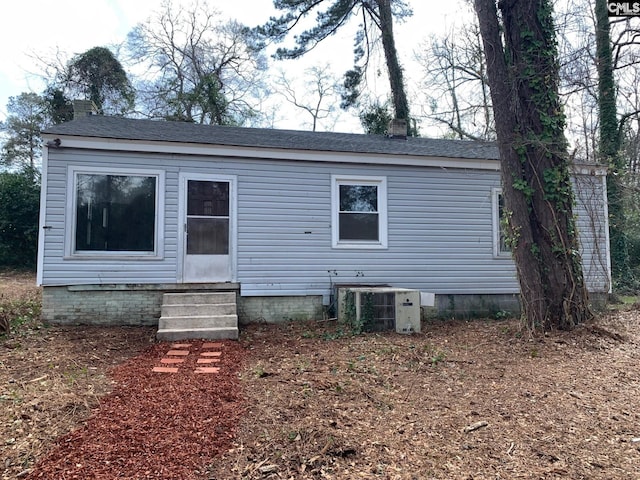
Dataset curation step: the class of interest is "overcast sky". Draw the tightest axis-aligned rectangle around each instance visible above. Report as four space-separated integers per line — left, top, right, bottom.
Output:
0 0 466 131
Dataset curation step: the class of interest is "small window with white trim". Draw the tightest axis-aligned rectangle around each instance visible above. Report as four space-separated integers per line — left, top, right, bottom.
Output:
68 167 164 257
492 187 511 258
332 175 387 248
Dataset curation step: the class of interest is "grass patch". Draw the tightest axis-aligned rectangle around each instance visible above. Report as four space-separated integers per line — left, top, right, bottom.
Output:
0 271 41 336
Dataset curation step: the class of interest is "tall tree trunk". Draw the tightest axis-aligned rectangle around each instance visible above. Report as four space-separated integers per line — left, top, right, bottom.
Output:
595 0 632 289
376 0 411 130
474 0 592 330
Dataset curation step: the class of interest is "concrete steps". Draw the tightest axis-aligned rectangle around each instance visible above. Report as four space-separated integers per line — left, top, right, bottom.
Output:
156 292 238 341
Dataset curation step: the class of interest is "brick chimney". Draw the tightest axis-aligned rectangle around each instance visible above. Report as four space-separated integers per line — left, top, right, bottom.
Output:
73 100 98 120
388 119 407 139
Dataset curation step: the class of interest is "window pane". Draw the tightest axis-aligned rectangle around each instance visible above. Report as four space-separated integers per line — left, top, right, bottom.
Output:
339 185 378 212
339 213 379 241
75 174 156 252
188 181 229 216
187 218 229 254
498 193 511 253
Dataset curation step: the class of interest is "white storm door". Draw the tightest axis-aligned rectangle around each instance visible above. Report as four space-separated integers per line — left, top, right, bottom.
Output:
180 174 234 283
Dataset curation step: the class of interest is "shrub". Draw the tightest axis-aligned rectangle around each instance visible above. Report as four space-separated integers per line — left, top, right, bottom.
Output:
0 168 40 268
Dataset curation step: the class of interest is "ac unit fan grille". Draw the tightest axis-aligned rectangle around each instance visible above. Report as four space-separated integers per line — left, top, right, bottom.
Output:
361 292 395 332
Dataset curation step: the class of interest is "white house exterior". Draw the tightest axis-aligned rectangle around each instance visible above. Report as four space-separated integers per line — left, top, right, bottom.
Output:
38 115 611 325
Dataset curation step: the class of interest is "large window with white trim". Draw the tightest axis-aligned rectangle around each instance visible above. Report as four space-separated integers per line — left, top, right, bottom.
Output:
68 167 164 257
492 187 511 258
332 175 387 248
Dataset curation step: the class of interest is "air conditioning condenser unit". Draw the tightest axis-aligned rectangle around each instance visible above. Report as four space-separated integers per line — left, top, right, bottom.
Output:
337 287 422 334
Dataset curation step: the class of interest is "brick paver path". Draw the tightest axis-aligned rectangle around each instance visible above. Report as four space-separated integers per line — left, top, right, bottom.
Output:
152 342 224 374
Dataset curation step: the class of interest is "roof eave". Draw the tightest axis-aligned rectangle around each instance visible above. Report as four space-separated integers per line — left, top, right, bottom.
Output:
41 133 502 171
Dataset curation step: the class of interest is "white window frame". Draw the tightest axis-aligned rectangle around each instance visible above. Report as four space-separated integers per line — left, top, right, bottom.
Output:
331 175 388 249
491 187 511 258
65 165 165 259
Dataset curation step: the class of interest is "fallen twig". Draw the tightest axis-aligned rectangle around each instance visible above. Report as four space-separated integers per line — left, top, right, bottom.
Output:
463 421 488 433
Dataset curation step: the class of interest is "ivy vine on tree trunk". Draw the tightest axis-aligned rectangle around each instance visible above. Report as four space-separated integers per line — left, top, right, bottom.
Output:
595 0 633 291
474 0 592 331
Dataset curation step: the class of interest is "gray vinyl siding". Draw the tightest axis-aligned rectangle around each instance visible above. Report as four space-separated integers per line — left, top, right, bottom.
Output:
40 147 608 295
238 162 516 295
41 150 179 284
574 175 611 292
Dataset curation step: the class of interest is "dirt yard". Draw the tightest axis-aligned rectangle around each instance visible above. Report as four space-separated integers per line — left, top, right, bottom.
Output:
2 273 640 479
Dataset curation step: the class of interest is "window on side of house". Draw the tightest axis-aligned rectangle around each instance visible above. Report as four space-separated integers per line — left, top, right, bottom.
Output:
332 175 388 249
68 167 164 257
492 187 511 258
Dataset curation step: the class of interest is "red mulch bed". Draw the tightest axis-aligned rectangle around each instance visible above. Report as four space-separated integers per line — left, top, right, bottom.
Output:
25 341 245 480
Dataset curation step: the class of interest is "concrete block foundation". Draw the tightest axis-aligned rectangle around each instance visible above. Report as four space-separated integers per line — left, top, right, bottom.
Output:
237 296 324 324
41 285 548 327
41 284 238 326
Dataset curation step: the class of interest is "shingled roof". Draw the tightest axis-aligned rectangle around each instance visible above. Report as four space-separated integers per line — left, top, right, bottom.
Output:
44 115 500 161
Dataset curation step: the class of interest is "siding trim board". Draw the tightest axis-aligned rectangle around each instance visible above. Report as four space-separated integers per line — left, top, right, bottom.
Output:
36 146 50 285
602 175 613 292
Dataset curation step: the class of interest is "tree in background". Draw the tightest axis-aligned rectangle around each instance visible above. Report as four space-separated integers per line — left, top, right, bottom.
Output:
42 87 74 125
127 0 267 125
272 65 342 131
359 101 394 135
474 0 592 330
62 47 135 115
256 0 415 134
0 167 40 269
417 20 494 141
595 0 635 290
553 0 640 290
0 93 48 170
0 92 50 270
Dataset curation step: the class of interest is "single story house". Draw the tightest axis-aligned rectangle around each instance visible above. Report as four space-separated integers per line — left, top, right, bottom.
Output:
37 115 611 329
